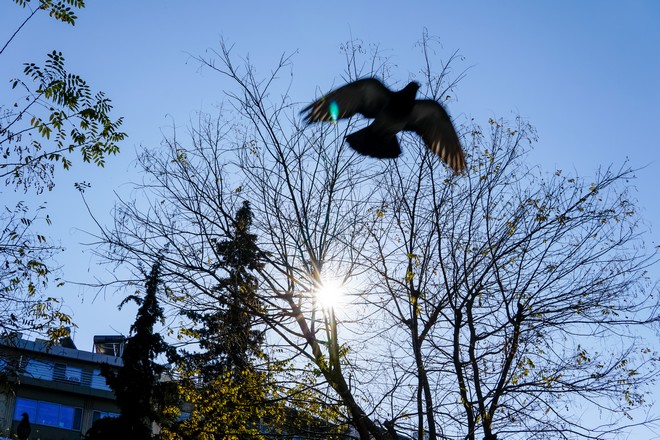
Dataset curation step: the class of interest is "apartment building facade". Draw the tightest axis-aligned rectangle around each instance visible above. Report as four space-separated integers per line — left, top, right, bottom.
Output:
0 335 123 440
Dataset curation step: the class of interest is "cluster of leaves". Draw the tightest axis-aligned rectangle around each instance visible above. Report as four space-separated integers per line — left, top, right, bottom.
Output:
11 0 83 23
166 370 278 440
3 50 125 192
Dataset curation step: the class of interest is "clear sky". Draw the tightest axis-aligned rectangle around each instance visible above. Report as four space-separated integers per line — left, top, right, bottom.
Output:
2 0 659 378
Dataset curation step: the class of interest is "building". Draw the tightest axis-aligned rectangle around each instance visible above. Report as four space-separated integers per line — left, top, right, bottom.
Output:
0 334 124 440
0 334 359 440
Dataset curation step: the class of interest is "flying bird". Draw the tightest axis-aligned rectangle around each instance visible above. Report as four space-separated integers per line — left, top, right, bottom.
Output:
16 412 31 440
301 78 466 172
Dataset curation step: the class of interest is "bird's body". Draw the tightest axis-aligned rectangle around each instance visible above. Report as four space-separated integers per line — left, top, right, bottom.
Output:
17 413 31 440
301 78 465 172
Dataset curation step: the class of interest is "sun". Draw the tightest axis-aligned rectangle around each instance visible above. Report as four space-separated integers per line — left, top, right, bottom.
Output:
315 277 345 310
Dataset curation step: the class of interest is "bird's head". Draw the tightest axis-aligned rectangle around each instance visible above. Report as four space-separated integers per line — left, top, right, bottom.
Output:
404 81 421 97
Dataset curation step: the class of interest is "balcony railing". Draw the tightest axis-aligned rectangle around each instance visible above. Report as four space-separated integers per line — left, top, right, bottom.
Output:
19 359 112 391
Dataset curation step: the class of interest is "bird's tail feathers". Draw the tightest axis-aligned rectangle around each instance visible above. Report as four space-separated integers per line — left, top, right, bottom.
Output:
346 126 401 159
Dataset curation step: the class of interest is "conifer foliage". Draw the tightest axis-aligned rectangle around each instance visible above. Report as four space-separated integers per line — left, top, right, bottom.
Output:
166 201 278 439
185 201 266 381
86 260 177 440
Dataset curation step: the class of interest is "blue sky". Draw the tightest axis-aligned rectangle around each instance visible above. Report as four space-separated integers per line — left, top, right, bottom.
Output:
2 0 658 364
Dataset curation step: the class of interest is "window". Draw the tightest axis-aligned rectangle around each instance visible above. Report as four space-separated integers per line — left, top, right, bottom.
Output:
13 397 82 431
91 369 111 391
53 363 82 383
59 405 82 430
25 359 54 380
65 365 82 382
54 363 66 381
13 398 37 421
38 401 60 426
92 410 120 423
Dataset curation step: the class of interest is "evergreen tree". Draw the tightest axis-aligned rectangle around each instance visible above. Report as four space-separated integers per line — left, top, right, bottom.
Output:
185 201 266 380
88 259 177 440
168 201 277 439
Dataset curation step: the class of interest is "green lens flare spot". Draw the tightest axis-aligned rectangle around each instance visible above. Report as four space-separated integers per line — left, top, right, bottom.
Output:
329 101 339 124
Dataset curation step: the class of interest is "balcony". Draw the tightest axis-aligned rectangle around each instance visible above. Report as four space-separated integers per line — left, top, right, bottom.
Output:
16 359 114 397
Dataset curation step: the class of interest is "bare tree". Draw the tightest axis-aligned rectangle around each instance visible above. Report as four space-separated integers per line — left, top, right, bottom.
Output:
363 103 659 439
89 36 658 440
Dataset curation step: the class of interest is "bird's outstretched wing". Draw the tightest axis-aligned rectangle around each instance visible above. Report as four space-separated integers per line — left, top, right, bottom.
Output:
405 100 465 172
301 78 392 123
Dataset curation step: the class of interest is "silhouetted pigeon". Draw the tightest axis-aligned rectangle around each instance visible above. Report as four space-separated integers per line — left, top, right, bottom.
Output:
302 77 465 172
17 412 31 440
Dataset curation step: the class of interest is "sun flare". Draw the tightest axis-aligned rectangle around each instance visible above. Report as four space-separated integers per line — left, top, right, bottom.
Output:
315 278 344 310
